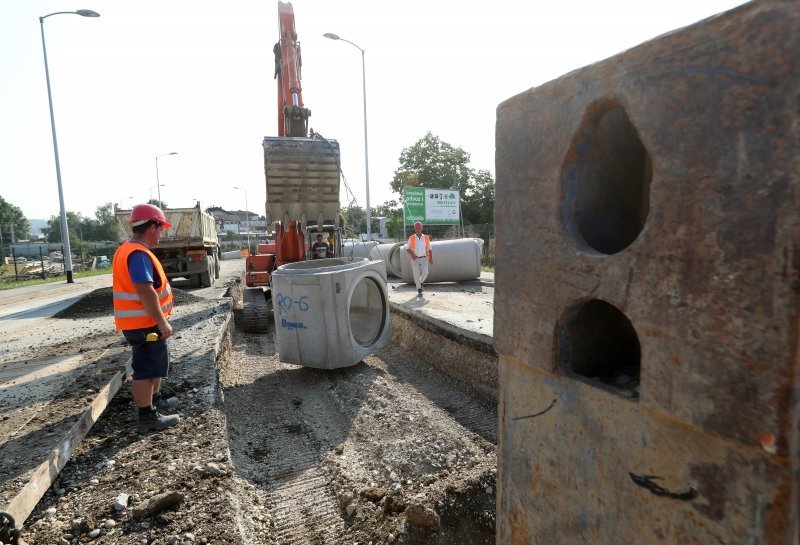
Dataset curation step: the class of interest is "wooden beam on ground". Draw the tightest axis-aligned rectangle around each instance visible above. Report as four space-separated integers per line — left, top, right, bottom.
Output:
2 357 131 526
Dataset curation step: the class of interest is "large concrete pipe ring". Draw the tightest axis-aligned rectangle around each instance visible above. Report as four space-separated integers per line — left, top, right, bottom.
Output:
400 238 484 284
373 242 403 277
271 257 392 369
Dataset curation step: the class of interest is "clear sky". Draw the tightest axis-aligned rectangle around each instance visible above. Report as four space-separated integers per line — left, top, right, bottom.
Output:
1 0 749 222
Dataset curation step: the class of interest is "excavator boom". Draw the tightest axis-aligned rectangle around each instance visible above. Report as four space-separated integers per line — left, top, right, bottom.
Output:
276 1 310 137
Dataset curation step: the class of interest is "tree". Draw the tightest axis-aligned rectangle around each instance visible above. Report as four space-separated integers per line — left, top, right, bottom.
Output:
341 205 366 237
461 169 495 225
390 132 472 196
43 211 84 246
0 196 31 242
390 133 495 226
148 198 168 209
373 200 403 239
89 202 117 241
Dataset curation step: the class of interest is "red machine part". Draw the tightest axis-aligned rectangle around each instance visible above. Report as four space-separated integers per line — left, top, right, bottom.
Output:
275 1 310 138
274 220 305 266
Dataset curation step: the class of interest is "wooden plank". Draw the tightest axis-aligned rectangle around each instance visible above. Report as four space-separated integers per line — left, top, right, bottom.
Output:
2 357 131 526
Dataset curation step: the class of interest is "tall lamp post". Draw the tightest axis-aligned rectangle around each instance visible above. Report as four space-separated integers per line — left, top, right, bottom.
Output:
40 9 100 283
155 152 178 206
233 186 250 252
323 32 372 240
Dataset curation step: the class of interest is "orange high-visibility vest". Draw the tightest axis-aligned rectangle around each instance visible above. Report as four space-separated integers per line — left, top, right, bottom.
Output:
408 233 431 257
111 241 173 330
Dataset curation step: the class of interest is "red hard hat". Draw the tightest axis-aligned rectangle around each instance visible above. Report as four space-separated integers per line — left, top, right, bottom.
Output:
130 203 172 229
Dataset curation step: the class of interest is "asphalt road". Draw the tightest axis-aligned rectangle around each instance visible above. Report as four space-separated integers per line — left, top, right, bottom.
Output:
0 274 113 332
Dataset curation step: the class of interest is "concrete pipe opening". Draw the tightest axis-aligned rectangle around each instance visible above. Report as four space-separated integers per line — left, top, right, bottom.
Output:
555 299 641 399
561 101 652 255
349 276 387 347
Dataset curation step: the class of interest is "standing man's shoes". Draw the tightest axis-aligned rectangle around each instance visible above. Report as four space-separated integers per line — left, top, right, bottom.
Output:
153 392 179 410
138 409 180 433
418 289 423 297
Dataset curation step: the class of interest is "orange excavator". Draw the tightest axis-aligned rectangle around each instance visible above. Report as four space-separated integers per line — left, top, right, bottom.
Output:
241 1 343 333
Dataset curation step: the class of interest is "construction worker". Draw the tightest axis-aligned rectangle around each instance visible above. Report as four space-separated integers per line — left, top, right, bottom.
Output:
312 233 330 259
111 203 180 433
407 221 433 296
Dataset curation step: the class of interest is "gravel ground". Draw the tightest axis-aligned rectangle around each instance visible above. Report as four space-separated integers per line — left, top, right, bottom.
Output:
5 262 498 545
54 288 205 320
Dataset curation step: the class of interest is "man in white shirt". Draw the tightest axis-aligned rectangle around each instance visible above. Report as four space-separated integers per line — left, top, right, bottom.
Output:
406 221 433 296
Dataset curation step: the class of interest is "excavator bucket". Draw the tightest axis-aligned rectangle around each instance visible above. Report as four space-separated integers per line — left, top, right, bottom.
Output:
263 136 341 225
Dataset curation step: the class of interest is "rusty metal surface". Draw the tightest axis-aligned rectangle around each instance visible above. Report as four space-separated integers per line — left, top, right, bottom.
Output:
494 1 799 543
263 136 341 224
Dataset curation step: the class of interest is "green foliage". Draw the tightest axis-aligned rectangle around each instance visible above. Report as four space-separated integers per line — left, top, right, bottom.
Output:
390 132 472 196
43 211 83 245
341 205 366 238
373 200 403 239
461 169 495 224
91 202 117 241
42 202 117 244
0 196 30 241
147 198 168 209
390 132 494 226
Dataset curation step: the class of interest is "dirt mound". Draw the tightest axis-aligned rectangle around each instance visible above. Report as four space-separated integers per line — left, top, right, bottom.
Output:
54 287 205 319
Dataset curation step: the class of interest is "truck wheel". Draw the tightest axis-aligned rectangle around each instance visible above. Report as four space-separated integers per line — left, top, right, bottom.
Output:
200 256 213 288
214 253 220 279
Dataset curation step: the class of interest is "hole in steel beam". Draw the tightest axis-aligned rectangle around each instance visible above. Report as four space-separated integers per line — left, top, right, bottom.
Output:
561 100 652 255
555 299 641 400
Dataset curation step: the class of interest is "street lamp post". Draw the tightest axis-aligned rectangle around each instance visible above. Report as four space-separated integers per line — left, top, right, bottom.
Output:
323 32 372 240
155 152 178 206
40 9 100 283
233 186 250 252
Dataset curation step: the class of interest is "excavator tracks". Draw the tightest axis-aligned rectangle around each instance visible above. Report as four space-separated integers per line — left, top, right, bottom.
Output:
242 287 272 333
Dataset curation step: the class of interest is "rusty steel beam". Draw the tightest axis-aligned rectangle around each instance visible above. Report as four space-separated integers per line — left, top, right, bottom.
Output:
495 1 799 543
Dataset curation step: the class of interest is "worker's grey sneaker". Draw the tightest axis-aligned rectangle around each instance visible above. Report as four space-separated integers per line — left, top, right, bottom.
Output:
138 410 180 433
418 288 423 297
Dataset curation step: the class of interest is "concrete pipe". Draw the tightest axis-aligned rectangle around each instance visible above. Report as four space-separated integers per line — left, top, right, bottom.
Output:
400 238 484 284
373 242 403 277
341 239 381 259
271 257 392 369
221 250 244 260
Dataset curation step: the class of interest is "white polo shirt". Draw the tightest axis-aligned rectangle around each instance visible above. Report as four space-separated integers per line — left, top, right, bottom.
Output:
410 234 429 257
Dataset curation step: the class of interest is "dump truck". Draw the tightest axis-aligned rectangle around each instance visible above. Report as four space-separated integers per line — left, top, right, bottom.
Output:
114 202 220 288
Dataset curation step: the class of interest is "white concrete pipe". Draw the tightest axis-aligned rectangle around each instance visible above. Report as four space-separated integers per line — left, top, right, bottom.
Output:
271 257 392 369
341 240 381 259
400 238 484 284
373 242 403 277
221 250 244 260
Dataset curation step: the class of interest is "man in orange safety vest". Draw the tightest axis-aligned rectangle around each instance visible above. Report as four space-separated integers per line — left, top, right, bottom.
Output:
406 221 433 297
112 203 179 433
